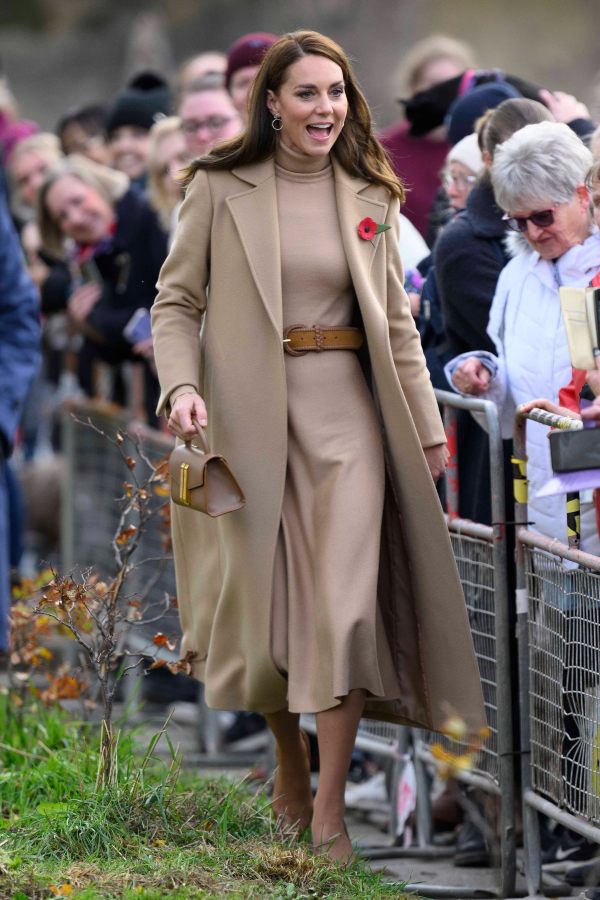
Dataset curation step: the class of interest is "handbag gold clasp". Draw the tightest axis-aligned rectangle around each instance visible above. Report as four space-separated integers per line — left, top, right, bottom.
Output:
179 463 191 505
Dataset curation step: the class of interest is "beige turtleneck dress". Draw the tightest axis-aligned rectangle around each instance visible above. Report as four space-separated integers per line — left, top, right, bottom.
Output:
271 143 401 713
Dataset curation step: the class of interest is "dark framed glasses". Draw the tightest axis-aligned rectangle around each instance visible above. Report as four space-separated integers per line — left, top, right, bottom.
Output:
502 208 556 233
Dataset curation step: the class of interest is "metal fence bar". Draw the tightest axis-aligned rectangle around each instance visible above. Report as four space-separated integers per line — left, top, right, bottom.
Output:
435 390 516 899
363 390 515 895
514 407 600 897
387 390 514 894
444 404 460 519
59 400 259 767
329 416 514 881
514 409 544 898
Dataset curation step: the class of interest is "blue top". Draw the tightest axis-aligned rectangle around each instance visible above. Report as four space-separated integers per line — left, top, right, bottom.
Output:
0 172 40 457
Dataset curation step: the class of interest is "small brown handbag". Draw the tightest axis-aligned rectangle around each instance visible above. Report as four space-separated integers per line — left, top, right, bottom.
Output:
168 425 246 516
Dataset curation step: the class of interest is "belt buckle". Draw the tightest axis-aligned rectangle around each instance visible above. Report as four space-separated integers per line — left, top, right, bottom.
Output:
283 323 308 356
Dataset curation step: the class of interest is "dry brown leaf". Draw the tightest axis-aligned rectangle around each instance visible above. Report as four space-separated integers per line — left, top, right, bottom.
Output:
152 633 177 651
147 659 167 670
116 525 138 546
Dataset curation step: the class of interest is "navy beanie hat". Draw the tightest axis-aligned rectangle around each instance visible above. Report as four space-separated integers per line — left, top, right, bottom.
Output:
447 81 521 145
106 71 171 135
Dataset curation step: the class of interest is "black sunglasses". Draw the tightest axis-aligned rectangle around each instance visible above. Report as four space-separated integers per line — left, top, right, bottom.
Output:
502 208 556 233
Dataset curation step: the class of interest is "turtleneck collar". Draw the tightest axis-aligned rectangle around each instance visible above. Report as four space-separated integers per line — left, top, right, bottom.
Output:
274 139 331 176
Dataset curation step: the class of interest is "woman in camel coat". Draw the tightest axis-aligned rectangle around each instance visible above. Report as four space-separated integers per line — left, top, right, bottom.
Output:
152 30 485 861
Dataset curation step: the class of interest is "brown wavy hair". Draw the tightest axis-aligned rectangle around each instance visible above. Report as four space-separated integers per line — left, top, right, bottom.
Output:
183 30 404 202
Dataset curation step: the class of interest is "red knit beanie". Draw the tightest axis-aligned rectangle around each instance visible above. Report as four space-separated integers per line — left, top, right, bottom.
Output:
225 32 278 89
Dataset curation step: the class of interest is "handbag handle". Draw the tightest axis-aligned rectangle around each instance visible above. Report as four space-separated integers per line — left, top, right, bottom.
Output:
186 420 210 454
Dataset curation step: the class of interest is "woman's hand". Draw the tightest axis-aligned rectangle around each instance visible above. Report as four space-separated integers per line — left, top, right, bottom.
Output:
21 221 50 287
68 283 102 324
134 337 157 375
407 291 421 318
424 443 449 482
518 397 580 420
539 89 591 123
585 355 600 397
580 398 600 423
168 391 207 441
451 357 491 395
581 357 600 422
133 337 154 361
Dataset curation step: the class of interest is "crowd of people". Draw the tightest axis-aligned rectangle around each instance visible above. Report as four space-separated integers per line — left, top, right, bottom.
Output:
2 26 600 885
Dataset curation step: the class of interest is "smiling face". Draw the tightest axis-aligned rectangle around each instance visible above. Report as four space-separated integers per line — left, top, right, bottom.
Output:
61 122 111 166
179 89 242 158
45 174 115 246
445 161 477 211
507 187 591 259
11 150 53 209
266 54 348 159
155 130 189 201
108 125 150 180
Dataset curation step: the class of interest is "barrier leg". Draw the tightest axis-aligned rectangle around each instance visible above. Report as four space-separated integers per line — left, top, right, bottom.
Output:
513 418 543 897
486 405 516 898
414 730 434 849
518 603 543 898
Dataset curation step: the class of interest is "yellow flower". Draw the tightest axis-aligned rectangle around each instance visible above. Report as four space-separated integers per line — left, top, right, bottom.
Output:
442 715 468 742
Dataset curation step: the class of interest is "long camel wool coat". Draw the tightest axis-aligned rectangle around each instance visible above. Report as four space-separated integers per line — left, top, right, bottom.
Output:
151 155 486 734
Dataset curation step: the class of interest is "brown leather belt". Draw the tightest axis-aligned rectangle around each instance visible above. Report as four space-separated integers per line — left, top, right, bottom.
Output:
283 323 363 356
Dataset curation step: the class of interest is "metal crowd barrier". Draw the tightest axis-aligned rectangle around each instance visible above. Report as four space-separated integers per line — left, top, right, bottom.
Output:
62 391 524 898
514 407 600 897
412 389 515 899
59 400 259 765
302 391 516 899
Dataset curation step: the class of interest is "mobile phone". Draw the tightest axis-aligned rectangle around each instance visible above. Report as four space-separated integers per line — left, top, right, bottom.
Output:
123 307 152 344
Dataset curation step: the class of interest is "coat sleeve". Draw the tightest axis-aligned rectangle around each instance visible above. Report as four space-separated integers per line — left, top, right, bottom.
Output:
443 265 517 439
434 220 499 357
385 197 446 448
0 193 40 458
151 168 212 416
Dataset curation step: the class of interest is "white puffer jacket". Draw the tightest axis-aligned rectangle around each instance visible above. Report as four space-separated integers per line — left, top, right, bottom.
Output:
446 231 600 548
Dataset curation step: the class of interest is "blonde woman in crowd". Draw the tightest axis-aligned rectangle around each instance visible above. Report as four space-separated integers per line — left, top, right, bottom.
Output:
8 133 63 286
147 116 188 236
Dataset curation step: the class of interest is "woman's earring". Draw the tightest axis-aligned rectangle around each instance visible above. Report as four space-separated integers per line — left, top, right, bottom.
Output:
271 114 283 132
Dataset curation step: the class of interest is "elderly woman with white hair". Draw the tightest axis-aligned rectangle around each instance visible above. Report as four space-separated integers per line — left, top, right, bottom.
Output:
447 121 599 548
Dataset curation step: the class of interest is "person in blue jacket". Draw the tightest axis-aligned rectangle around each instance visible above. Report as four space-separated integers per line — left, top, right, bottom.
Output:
0 172 40 653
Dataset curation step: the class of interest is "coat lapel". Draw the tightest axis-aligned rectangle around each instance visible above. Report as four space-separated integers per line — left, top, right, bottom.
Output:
226 157 390 335
227 159 282 335
333 159 390 301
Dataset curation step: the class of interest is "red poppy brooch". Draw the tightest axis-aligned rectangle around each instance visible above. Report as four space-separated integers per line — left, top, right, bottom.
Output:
358 216 391 242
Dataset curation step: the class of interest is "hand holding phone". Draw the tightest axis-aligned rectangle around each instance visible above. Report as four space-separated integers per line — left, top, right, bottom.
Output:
68 282 102 323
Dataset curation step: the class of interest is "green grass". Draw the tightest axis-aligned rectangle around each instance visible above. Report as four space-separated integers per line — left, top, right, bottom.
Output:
0 693 407 898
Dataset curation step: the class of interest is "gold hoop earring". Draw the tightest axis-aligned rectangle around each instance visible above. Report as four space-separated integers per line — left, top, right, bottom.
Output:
271 114 283 132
